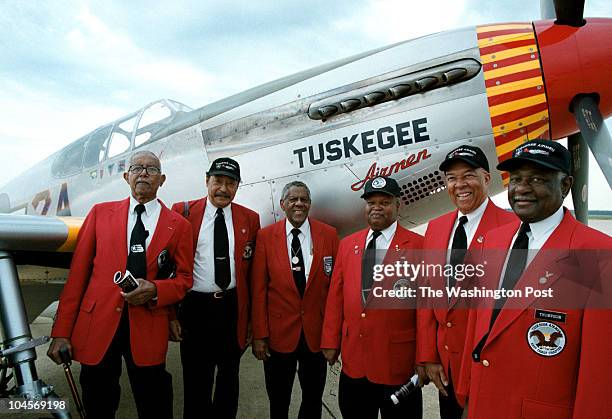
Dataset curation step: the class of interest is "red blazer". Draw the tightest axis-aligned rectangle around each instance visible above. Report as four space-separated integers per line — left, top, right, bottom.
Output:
321 224 424 385
251 218 339 353
171 197 260 349
417 200 516 387
457 209 612 418
51 198 194 366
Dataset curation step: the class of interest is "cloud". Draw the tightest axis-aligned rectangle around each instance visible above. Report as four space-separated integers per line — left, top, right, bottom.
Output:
0 0 610 209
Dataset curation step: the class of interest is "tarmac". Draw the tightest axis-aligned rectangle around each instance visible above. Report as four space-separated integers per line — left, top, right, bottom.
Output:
10 306 440 418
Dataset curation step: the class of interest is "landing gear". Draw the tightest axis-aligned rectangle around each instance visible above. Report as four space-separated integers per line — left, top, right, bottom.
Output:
0 251 70 418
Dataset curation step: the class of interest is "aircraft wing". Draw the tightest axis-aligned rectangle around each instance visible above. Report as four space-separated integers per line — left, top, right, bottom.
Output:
0 214 82 268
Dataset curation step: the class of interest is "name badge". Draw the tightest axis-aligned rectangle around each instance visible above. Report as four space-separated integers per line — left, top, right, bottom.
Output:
535 309 566 323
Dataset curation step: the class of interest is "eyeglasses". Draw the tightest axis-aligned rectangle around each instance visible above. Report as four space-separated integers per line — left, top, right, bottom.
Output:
128 165 161 175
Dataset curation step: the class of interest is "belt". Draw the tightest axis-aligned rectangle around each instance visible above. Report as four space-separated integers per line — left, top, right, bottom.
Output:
187 288 237 300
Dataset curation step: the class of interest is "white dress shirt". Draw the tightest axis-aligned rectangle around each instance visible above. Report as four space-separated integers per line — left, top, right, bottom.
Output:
447 198 489 252
365 221 398 264
192 200 236 292
497 206 564 288
127 196 161 253
286 218 313 282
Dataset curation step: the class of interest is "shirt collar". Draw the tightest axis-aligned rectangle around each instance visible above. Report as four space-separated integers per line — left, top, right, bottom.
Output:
368 220 398 243
459 197 489 224
206 198 231 218
286 218 310 238
528 206 564 242
129 196 159 216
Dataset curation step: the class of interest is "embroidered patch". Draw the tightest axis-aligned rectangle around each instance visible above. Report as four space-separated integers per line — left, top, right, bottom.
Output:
527 321 566 357
371 177 386 188
392 278 410 299
323 256 333 276
243 241 255 259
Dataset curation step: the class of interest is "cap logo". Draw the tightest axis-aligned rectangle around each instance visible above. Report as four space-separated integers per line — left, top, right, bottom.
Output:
450 148 476 158
371 177 386 189
215 162 237 171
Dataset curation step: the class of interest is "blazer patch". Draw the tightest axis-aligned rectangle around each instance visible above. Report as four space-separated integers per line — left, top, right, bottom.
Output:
243 241 255 259
323 256 333 276
527 321 566 357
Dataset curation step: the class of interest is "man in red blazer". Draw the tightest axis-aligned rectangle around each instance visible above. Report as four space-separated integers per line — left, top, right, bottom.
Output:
47 151 194 419
251 181 339 419
170 157 260 419
457 140 612 418
416 145 516 418
321 176 426 419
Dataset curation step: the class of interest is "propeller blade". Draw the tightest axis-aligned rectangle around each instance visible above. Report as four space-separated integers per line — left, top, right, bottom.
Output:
552 0 585 26
571 95 612 189
568 133 588 224
540 0 556 20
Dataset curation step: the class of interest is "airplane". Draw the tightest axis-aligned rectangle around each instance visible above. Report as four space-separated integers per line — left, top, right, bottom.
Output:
0 0 610 416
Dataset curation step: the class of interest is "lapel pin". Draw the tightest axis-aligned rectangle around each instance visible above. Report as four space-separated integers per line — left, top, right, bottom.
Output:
538 271 554 284
477 236 484 243
241 228 246 234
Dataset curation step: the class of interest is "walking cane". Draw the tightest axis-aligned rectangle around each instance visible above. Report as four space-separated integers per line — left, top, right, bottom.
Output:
59 345 87 419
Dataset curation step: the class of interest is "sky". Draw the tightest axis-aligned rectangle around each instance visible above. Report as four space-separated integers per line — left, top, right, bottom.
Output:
1 0 610 208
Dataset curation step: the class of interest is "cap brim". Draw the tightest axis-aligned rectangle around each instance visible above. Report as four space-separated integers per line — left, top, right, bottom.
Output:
360 190 399 199
496 156 567 173
439 157 486 172
206 170 241 181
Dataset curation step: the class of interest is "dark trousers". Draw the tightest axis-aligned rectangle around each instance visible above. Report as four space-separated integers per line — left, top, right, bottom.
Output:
79 309 173 419
179 289 242 419
338 373 422 419
438 368 463 419
263 334 327 419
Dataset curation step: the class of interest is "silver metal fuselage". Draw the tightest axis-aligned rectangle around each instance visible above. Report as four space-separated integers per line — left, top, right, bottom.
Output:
0 26 502 236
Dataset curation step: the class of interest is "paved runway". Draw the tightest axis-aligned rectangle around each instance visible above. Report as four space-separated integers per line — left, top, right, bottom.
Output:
11 306 439 418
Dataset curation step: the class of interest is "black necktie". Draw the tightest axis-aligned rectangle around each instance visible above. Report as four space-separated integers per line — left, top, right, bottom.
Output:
127 204 148 280
490 222 531 326
214 207 231 290
291 228 306 297
361 230 382 303
449 215 468 289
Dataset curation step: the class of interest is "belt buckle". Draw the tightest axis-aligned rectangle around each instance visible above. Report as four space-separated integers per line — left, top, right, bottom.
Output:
213 290 224 299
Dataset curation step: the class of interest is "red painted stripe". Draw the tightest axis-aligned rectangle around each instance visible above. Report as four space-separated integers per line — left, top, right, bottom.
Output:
482 52 539 72
490 102 548 128
494 120 549 146
479 39 537 56
484 68 543 88
498 150 515 164
487 86 545 107
477 29 532 40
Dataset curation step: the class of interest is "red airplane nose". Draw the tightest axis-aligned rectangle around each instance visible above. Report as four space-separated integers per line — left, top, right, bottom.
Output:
535 18 612 139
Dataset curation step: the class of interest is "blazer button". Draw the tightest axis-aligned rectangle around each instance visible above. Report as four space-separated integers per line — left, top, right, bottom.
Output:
446 322 452 328
116 307 122 312
444 345 449 351
361 313 366 318
301 310 305 315
482 359 490 367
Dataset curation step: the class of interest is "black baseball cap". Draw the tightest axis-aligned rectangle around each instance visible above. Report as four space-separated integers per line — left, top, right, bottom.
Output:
439 145 490 172
496 140 571 174
207 157 241 181
360 176 401 199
